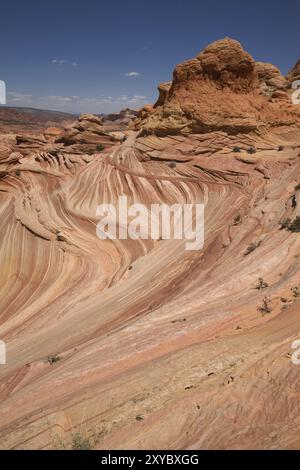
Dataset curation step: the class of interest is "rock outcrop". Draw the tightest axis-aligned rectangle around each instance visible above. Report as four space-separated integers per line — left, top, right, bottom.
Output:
15 134 47 156
43 127 63 141
255 62 288 96
12 113 121 157
154 81 172 107
287 59 300 84
101 108 138 130
137 38 298 136
57 113 106 144
133 104 154 126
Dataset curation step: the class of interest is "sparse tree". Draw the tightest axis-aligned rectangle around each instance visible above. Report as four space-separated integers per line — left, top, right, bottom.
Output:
255 277 269 290
257 296 272 315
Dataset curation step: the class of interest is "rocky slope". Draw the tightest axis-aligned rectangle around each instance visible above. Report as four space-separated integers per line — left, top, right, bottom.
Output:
0 38 300 450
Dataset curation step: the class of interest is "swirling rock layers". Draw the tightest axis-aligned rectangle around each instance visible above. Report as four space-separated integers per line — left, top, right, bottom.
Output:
0 39 300 450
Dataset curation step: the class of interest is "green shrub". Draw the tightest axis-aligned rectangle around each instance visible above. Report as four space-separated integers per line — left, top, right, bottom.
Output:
247 147 256 154
96 144 105 152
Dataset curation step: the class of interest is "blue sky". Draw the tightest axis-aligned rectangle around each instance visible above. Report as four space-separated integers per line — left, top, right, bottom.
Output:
1 0 299 114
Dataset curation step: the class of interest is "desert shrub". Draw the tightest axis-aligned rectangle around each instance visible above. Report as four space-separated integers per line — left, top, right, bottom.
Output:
233 146 241 153
278 145 284 152
52 425 105 450
71 432 92 450
233 214 242 226
288 217 300 233
280 218 291 230
247 147 256 154
244 240 261 256
255 277 269 290
47 354 61 365
291 286 300 298
168 161 177 168
257 296 272 315
15 169 21 176
295 183 300 191
135 415 144 421
96 144 105 152
171 318 187 324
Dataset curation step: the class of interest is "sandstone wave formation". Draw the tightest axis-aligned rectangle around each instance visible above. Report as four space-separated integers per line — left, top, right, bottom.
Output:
0 38 300 449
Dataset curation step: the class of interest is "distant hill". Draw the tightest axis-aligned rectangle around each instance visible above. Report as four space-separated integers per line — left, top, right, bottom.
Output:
0 106 76 133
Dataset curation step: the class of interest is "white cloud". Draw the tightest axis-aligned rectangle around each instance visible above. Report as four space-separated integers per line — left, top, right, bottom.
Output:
47 95 73 102
51 59 79 67
51 59 67 66
8 91 33 102
125 71 141 77
117 95 129 101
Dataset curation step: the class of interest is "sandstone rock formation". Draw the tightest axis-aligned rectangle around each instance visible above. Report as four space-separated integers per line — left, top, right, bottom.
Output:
287 59 300 84
101 108 138 130
154 81 172 107
43 127 63 140
56 113 111 146
15 133 47 156
13 113 119 157
1 39 300 451
255 61 288 96
138 38 299 136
